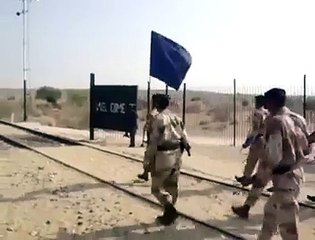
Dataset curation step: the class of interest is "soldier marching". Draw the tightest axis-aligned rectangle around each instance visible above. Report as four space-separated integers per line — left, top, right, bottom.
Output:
138 93 190 225
137 94 160 182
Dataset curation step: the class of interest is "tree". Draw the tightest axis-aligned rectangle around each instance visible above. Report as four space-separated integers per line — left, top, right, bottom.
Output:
36 86 61 104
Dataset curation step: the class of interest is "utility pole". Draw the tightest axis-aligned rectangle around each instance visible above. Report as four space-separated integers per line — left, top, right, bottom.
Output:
17 0 29 121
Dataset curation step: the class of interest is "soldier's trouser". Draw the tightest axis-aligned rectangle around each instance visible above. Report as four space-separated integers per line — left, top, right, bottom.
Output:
258 190 299 240
244 186 265 207
243 139 264 177
151 169 179 206
142 155 151 174
146 131 150 144
244 161 272 207
129 128 136 147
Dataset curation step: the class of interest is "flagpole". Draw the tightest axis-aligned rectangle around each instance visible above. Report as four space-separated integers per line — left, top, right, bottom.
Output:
148 31 152 114
142 76 151 146
147 77 151 114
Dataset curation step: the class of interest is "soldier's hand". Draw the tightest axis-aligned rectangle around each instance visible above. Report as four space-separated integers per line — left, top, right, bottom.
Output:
272 164 291 175
308 131 315 144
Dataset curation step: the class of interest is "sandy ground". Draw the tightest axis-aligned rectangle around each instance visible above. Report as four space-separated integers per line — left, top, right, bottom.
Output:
0 142 232 240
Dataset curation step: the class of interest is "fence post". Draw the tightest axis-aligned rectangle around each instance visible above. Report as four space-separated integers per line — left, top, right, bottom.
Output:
182 83 186 125
233 79 236 147
89 73 95 140
165 85 168 95
303 74 306 118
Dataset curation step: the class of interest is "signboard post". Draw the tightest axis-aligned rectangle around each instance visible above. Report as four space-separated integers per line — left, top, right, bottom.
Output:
89 73 138 140
89 73 95 140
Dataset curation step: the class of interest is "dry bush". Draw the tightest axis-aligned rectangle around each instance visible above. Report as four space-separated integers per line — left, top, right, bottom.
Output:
200 122 227 131
186 101 205 113
242 99 249 107
191 97 201 102
137 99 147 110
7 96 15 101
68 93 88 107
0 101 15 119
57 104 89 129
306 97 315 111
199 120 210 126
0 100 24 121
210 106 230 122
169 100 181 113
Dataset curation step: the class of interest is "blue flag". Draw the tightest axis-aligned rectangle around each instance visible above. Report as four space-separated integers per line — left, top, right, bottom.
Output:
150 31 192 91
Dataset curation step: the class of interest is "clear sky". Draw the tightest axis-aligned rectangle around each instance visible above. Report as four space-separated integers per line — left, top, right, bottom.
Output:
1 0 315 91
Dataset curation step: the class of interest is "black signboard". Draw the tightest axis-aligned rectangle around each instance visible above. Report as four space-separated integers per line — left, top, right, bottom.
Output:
91 84 138 134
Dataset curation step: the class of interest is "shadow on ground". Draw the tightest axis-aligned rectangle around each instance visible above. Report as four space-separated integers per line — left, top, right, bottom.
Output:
47 220 237 240
0 182 106 203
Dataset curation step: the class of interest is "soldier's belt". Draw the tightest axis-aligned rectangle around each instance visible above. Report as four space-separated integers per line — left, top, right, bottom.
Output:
267 187 296 193
157 143 180 151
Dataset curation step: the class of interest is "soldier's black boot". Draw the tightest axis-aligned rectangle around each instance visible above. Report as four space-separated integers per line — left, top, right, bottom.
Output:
156 203 178 226
231 204 250 219
235 175 254 187
137 172 149 181
307 195 315 202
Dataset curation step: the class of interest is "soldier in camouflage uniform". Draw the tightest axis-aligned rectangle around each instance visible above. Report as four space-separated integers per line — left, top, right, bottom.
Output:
232 99 309 219
232 95 268 219
256 88 305 240
144 94 189 225
235 95 268 186
137 94 160 181
307 131 315 201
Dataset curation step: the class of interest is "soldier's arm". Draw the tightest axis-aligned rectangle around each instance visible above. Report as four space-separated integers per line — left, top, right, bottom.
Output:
252 111 261 132
144 117 163 162
243 111 261 145
265 117 283 166
267 117 300 175
299 116 308 137
177 116 189 144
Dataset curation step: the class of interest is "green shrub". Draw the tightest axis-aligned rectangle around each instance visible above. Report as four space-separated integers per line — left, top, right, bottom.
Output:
36 86 61 104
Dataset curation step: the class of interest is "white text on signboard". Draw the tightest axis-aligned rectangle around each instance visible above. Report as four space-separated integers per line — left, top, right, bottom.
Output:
96 102 135 114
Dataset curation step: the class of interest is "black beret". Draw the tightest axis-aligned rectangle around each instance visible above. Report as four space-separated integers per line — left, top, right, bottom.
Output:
264 88 286 100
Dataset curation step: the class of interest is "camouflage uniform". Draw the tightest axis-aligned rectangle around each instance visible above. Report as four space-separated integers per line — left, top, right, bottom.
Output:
258 108 305 240
243 107 268 178
248 112 306 206
306 138 315 202
142 108 159 173
145 108 159 143
144 105 188 225
233 106 268 215
233 108 308 219
232 110 269 218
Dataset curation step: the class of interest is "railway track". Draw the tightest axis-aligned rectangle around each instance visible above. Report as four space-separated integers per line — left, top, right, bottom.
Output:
1 120 315 239
1 120 314 210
